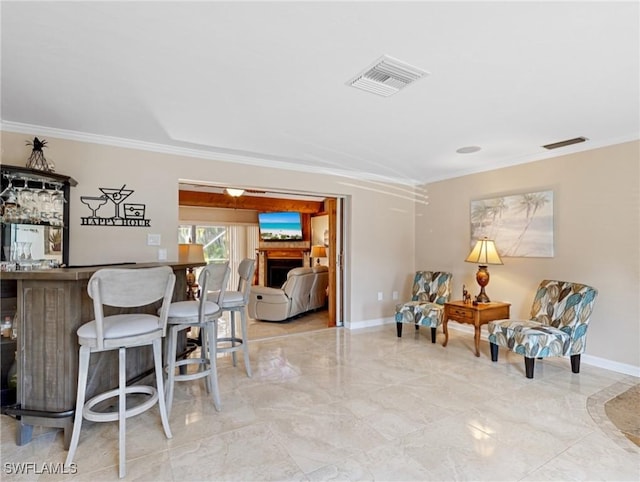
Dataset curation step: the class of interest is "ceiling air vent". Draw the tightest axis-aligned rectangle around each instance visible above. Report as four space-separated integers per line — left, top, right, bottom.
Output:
347 55 429 97
542 136 588 150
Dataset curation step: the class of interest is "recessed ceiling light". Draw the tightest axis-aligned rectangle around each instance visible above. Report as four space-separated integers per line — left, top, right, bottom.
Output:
456 146 481 154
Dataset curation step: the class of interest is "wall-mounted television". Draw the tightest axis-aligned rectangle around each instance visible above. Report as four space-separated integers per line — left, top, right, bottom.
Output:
258 211 303 241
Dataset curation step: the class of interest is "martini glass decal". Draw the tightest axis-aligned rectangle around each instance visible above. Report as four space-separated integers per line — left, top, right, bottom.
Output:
99 185 134 220
80 195 108 218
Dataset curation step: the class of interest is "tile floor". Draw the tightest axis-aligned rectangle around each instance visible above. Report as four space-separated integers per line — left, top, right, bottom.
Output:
1 320 639 481
243 311 330 341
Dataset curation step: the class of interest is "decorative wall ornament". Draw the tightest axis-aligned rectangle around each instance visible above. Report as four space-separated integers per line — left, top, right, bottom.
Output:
470 190 554 257
25 137 55 172
80 184 150 227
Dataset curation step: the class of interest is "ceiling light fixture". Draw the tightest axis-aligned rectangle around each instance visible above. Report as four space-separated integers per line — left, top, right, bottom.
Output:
347 55 429 97
225 188 244 197
456 146 482 154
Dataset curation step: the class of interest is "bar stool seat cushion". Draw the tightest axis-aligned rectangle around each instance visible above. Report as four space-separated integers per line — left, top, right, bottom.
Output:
210 290 244 308
77 314 162 346
168 300 220 320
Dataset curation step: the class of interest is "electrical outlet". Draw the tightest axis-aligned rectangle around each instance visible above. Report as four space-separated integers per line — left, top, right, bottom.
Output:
392 291 398 300
377 291 383 301
147 234 161 246
158 248 167 261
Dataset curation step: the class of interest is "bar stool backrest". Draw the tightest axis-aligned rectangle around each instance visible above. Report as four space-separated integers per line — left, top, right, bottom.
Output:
200 262 230 304
234 258 256 307
87 266 176 350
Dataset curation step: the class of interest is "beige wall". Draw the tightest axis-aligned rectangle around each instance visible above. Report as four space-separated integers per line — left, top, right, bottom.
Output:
419 141 640 369
3 130 636 369
1 130 416 325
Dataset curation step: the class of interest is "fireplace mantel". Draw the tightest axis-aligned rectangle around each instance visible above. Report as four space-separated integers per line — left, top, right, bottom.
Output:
256 242 310 286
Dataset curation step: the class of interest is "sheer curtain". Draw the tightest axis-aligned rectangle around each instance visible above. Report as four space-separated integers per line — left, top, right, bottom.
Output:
227 225 259 288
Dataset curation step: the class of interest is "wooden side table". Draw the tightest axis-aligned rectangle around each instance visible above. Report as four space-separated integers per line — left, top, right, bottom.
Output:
443 301 510 357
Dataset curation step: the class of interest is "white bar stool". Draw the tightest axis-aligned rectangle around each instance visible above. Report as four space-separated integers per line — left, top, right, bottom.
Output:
209 258 255 377
65 266 176 479
164 262 229 415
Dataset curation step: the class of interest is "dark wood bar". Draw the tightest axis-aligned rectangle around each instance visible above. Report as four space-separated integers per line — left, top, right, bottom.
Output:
1 261 200 448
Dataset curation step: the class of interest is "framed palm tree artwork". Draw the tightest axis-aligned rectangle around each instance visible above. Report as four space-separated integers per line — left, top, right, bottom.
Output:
470 190 554 257
45 227 63 254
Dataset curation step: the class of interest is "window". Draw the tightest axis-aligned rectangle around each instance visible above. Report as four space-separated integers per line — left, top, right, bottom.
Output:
178 224 260 289
179 225 229 263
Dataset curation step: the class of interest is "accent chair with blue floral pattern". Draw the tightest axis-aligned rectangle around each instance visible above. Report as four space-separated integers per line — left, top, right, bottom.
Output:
487 279 598 379
395 271 452 343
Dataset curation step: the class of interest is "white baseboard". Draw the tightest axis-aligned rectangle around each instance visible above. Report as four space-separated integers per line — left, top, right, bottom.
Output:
344 317 389 330
346 318 640 377
580 354 640 377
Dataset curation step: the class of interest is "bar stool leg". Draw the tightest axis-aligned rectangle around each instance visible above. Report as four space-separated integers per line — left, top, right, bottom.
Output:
240 309 252 378
200 324 211 395
153 337 172 439
165 324 179 417
230 311 238 367
65 345 90 469
118 347 126 479
207 321 222 411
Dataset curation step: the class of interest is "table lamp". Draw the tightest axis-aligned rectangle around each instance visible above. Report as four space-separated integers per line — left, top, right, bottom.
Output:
464 237 502 303
311 245 327 266
179 243 205 300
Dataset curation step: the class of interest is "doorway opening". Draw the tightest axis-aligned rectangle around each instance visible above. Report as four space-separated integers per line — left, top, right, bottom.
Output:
178 183 348 328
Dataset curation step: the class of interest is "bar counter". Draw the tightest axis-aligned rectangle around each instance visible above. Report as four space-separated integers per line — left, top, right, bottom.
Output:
1 261 196 280
1 261 200 448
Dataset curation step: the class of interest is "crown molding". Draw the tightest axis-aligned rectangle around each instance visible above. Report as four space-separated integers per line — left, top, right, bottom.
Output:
0 121 417 186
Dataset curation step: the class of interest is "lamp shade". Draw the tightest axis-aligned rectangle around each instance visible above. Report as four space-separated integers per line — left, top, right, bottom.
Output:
465 238 503 265
178 243 205 264
311 245 327 258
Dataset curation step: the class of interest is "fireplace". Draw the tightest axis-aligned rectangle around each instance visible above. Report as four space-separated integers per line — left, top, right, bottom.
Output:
256 245 310 287
267 258 303 287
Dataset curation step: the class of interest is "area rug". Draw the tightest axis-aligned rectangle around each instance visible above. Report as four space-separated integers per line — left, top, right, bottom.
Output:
604 383 640 447
587 380 640 453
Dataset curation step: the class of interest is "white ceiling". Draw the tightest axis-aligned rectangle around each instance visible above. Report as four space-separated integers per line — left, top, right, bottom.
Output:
2 1 638 186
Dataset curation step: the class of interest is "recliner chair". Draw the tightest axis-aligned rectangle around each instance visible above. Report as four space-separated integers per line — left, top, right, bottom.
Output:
309 265 329 311
248 267 315 321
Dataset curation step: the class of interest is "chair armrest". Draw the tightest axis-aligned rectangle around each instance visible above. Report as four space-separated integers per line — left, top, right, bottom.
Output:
250 286 290 302
251 286 286 295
